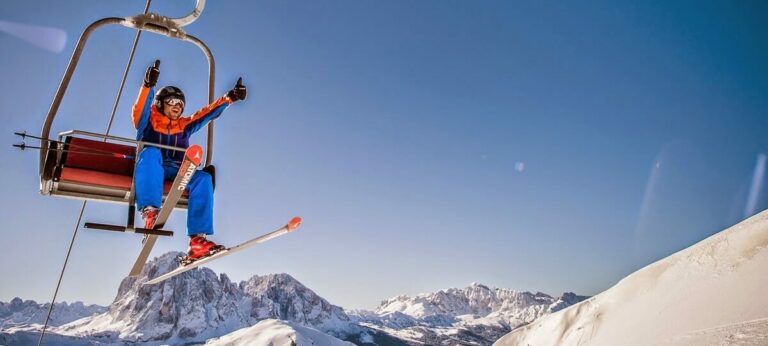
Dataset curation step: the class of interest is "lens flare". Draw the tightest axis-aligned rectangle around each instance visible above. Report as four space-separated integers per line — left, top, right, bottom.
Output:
632 141 675 261
744 153 766 219
0 20 67 53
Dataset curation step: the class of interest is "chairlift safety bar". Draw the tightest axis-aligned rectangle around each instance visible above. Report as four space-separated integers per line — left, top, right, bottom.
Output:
57 130 189 153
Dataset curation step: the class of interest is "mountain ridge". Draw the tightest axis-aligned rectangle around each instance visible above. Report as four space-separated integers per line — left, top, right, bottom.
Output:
0 298 106 329
1 252 586 345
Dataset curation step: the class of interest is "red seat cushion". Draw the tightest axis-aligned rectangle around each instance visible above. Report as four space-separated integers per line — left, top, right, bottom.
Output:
60 167 132 190
65 137 136 175
59 167 188 196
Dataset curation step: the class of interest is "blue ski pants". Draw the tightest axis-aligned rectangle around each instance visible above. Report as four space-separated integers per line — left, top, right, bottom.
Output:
135 147 214 236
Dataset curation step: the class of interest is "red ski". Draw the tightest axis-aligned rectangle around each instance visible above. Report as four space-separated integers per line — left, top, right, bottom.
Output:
144 217 302 285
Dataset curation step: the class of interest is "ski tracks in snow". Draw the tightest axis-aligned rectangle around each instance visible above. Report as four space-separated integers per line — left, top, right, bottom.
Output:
659 318 768 346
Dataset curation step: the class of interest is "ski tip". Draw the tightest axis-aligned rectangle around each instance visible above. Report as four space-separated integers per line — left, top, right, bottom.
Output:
287 217 302 231
187 145 204 165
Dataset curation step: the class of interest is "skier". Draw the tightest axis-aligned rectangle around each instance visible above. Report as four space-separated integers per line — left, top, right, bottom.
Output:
132 60 246 261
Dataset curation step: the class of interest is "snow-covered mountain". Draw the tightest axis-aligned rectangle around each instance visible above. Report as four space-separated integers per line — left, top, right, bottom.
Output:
0 298 106 328
240 272 351 332
375 283 584 320
495 209 768 346
0 252 586 345
50 251 352 345
349 283 588 345
5 206 768 346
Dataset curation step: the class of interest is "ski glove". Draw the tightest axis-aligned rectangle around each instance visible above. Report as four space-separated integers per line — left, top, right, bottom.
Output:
144 60 160 87
227 77 247 102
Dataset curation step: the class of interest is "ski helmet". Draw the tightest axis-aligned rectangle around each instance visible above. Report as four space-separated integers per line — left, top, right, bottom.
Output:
153 86 185 112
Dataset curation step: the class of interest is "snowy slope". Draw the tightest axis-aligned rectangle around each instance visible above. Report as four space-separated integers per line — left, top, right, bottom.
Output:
204 319 355 346
495 209 768 346
0 325 93 346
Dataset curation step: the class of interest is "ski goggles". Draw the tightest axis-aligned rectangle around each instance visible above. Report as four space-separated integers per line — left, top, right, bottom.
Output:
164 97 185 108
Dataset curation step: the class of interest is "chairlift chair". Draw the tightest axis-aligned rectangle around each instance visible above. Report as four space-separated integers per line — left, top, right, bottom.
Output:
37 1 215 237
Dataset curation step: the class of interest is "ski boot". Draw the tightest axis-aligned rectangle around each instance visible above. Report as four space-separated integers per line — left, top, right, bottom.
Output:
141 206 160 229
180 234 225 266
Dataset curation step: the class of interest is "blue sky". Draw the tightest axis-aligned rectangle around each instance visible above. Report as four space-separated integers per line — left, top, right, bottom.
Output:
1 0 767 310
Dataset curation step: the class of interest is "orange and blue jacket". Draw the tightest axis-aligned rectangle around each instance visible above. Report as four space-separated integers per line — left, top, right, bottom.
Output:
132 85 232 165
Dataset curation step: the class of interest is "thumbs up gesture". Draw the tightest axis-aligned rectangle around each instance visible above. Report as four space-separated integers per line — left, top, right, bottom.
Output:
227 77 247 102
144 60 160 87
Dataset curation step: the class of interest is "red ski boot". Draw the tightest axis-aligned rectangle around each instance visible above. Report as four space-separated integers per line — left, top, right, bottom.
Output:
141 206 159 229
185 234 225 263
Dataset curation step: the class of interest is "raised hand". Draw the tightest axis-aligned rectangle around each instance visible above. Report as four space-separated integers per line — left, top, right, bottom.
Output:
227 77 247 102
144 60 160 87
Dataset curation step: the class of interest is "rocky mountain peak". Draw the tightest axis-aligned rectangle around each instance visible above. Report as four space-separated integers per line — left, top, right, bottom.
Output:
240 273 350 330
56 252 350 344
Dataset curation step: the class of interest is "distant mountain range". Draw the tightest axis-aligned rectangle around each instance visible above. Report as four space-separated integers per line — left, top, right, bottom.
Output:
350 284 587 345
6 212 768 345
0 299 106 329
0 251 586 345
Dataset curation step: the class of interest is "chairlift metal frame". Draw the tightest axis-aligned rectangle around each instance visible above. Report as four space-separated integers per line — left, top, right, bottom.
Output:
38 0 215 235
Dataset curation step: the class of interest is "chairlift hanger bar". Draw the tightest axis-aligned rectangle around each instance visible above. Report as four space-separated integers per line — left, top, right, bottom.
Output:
125 0 207 38
39 1 216 186
174 0 206 27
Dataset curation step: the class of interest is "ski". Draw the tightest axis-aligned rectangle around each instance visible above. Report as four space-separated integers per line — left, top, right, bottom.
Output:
143 217 302 285
128 144 204 277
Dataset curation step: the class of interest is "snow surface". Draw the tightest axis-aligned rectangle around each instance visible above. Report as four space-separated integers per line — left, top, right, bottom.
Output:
0 325 92 346
495 209 768 346
657 318 768 346
204 319 355 346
